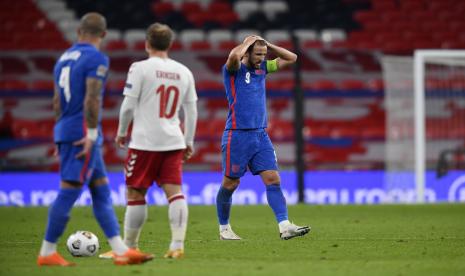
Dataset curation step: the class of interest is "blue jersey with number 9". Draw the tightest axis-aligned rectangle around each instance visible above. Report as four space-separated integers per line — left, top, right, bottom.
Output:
53 43 109 145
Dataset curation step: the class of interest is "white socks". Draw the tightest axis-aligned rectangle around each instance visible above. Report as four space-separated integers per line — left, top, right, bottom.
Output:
108 236 129 255
278 220 291 233
124 202 148 249
122 195 187 251
39 240 57 256
219 224 231 231
168 193 188 251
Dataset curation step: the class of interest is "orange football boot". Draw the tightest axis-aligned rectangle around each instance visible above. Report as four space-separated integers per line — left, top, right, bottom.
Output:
37 252 75 267
164 249 184 259
113 248 154 265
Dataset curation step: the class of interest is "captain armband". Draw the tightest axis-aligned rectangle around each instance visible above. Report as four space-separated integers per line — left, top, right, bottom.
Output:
266 59 279 73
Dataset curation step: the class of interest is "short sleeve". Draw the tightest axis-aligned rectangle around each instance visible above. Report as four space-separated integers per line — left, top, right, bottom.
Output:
184 69 198 103
123 62 143 99
223 63 239 76
85 52 109 81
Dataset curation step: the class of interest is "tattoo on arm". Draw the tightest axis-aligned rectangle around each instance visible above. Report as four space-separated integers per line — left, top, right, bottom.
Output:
84 78 102 129
53 86 61 121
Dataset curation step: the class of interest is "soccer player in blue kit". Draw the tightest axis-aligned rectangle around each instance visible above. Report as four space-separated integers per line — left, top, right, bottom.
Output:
216 35 311 240
37 12 153 266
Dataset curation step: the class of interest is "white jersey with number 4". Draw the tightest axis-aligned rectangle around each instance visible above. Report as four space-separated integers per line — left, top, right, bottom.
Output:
123 56 197 151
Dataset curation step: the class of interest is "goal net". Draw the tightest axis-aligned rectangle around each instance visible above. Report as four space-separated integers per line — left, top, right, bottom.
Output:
382 50 465 203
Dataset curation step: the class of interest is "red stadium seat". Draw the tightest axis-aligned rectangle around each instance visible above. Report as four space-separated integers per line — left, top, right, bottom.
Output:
353 11 379 25
170 41 183 51
275 40 293 49
151 2 175 17
400 2 425 11
340 79 366 90
190 41 212 50
101 119 118 140
104 40 127 51
382 41 413 55
105 79 125 91
196 80 223 90
206 98 228 111
187 12 215 27
218 40 237 51
133 40 146 51
214 12 239 27
366 79 384 91
371 0 397 11
110 57 134 73
31 56 56 74
0 57 29 75
0 80 29 90
12 119 54 139
207 2 232 14
267 119 293 140
330 40 355 49
305 80 338 91
30 80 54 91
180 2 202 15
302 40 323 49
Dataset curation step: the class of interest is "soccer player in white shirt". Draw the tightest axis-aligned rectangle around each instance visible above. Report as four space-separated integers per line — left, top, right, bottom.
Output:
100 23 197 259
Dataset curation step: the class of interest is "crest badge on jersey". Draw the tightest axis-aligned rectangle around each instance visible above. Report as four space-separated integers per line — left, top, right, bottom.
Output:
96 65 108 77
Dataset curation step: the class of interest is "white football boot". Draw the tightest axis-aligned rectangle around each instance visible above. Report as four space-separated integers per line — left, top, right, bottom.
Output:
219 224 241 240
280 223 311 240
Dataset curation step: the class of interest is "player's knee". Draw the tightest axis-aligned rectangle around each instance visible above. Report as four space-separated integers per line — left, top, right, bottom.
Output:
126 187 147 201
161 183 183 199
262 173 281 185
222 176 240 190
89 177 109 188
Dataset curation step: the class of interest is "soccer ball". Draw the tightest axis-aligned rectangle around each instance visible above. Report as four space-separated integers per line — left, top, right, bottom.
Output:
66 231 99 257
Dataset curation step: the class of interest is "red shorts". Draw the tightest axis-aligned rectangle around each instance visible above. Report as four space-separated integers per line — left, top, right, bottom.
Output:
125 148 183 189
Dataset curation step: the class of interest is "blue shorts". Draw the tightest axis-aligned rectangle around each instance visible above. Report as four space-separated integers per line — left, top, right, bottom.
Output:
58 142 107 184
221 129 278 178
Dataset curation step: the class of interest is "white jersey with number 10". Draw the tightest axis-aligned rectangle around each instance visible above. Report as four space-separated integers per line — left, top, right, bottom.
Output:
123 56 198 151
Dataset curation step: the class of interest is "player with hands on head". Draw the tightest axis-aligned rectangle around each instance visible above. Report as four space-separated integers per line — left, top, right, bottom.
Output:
216 35 311 240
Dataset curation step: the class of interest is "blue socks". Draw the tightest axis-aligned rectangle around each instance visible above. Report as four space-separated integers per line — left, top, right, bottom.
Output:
216 186 234 225
45 188 82 243
91 185 120 238
216 184 288 225
266 184 288 223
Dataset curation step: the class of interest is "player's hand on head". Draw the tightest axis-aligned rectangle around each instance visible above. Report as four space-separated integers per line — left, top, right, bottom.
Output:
183 145 194 161
243 35 258 44
115 136 127 149
73 137 94 159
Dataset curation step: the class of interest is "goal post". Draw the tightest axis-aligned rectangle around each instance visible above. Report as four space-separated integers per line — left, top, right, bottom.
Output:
383 50 465 203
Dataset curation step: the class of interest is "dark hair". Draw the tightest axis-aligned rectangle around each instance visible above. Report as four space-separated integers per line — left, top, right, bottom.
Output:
146 23 173 51
247 39 267 54
79 12 106 36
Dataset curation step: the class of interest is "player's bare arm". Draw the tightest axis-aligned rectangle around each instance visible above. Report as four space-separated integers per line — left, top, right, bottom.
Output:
84 78 102 128
226 35 260 71
52 86 61 121
265 41 297 70
74 77 102 158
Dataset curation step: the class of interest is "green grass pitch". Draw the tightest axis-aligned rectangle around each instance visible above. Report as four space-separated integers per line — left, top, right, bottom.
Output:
1 204 464 275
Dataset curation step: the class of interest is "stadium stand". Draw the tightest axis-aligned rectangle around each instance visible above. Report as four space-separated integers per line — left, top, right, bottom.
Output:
1 0 464 171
